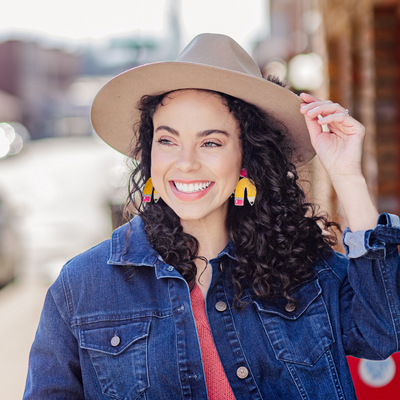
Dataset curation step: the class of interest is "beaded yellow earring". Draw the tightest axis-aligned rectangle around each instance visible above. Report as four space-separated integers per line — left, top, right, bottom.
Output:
142 178 160 203
234 169 256 206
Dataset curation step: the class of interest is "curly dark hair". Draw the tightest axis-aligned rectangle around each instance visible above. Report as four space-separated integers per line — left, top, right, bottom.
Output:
125 87 338 307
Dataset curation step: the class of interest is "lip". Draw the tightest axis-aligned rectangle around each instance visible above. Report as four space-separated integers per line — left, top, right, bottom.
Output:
169 180 214 202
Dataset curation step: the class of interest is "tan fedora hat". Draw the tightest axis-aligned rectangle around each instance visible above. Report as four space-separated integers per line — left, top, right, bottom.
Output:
91 33 315 165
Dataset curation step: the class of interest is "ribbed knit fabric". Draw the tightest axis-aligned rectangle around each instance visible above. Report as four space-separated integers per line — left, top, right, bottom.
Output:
190 283 236 400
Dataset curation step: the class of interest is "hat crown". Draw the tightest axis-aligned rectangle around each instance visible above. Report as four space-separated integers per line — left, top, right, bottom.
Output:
177 33 262 78
91 33 314 166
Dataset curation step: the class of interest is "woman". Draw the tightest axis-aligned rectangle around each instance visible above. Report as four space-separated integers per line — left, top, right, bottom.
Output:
24 34 400 399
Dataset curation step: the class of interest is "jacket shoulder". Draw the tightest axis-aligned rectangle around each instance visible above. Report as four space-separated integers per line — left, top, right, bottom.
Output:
317 250 349 283
48 239 115 318
63 239 113 281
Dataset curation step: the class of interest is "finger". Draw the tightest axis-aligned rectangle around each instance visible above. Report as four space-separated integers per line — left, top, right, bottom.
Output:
299 92 321 103
305 103 348 118
300 100 333 114
317 113 363 132
301 109 331 138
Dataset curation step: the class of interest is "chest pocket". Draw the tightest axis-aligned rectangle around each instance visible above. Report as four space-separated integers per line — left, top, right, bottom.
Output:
79 318 151 400
254 279 334 367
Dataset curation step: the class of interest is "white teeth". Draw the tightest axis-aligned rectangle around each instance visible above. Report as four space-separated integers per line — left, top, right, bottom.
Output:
174 181 211 193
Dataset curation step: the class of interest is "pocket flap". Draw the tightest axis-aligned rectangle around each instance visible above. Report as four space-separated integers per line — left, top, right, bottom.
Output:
254 279 322 320
80 319 151 356
254 279 334 365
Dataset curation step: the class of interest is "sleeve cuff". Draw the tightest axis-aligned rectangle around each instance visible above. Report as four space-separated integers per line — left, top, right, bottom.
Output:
343 213 400 258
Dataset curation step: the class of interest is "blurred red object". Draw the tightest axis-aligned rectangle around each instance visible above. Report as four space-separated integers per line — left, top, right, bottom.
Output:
348 353 400 399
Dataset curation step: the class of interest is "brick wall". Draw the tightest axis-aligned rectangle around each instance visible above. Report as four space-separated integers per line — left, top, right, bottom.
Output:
322 0 400 215
374 4 400 213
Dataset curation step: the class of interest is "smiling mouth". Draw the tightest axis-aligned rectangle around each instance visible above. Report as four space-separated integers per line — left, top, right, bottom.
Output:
173 181 212 193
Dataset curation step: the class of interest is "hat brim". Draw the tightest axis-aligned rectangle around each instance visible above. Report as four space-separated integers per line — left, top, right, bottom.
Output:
90 61 315 166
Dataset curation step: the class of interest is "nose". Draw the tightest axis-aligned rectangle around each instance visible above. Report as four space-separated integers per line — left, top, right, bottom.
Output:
175 146 201 172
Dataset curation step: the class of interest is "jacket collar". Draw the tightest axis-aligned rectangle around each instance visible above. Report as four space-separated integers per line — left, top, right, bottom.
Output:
108 215 236 267
108 216 159 267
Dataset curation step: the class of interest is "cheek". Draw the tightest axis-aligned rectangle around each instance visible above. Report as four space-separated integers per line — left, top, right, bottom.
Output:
220 154 242 192
150 148 170 191
226 167 241 192
227 144 242 177
150 149 161 183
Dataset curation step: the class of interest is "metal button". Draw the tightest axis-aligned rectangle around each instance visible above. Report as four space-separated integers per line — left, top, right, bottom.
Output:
215 301 227 312
167 266 174 271
111 335 121 347
285 302 296 312
236 366 249 379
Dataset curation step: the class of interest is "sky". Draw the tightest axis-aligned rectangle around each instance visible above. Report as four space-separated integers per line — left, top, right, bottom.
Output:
1 0 269 52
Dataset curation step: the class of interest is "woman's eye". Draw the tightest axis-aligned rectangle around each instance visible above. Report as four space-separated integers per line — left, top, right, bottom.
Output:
157 138 174 146
203 141 221 148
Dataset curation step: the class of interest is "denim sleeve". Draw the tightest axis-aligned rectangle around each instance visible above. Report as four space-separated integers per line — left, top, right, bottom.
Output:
23 276 84 399
341 213 400 359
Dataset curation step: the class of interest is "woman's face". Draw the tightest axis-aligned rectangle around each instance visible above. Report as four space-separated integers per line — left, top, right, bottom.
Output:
151 90 242 225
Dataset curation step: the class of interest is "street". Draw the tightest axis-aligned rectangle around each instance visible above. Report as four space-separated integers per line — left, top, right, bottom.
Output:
0 279 48 399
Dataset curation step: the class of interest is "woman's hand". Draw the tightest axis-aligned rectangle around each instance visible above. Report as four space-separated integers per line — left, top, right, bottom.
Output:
299 92 365 180
299 93 378 232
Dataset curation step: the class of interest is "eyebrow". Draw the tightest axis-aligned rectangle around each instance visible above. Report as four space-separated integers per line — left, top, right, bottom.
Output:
155 125 230 137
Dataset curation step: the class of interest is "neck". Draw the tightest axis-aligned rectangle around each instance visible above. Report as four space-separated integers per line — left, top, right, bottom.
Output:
180 217 230 262
181 214 229 298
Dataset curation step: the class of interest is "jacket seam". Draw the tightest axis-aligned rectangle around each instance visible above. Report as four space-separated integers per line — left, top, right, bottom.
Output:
48 288 76 337
320 258 345 284
222 283 263 399
70 312 173 328
168 279 189 400
325 349 345 399
60 267 75 321
285 362 308 400
378 259 399 353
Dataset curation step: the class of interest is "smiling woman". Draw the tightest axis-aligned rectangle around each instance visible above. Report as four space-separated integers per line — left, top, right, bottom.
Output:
24 33 400 400
151 90 242 224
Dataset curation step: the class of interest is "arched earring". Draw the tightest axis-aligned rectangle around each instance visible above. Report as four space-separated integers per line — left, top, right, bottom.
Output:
142 178 160 203
234 169 256 206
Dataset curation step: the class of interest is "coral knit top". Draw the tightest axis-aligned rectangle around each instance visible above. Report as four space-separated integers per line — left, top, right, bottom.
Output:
190 283 236 400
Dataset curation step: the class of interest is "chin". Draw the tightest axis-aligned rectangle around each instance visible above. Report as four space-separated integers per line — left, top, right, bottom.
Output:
174 210 208 222
177 204 229 225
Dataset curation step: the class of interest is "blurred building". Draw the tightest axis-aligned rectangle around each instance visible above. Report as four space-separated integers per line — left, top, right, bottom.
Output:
0 90 21 122
0 34 175 141
0 0 181 144
0 40 81 139
254 0 400 223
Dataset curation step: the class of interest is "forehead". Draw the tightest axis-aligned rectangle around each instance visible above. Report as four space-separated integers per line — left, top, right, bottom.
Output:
157 89 225 110
163 89 223 102
153 89 238 128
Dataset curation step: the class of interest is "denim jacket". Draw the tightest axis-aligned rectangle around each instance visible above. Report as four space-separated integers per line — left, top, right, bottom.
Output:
24 214 400 400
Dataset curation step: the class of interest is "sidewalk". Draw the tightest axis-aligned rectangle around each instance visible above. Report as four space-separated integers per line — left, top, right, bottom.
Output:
0 137 127 399
0 280 49 400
